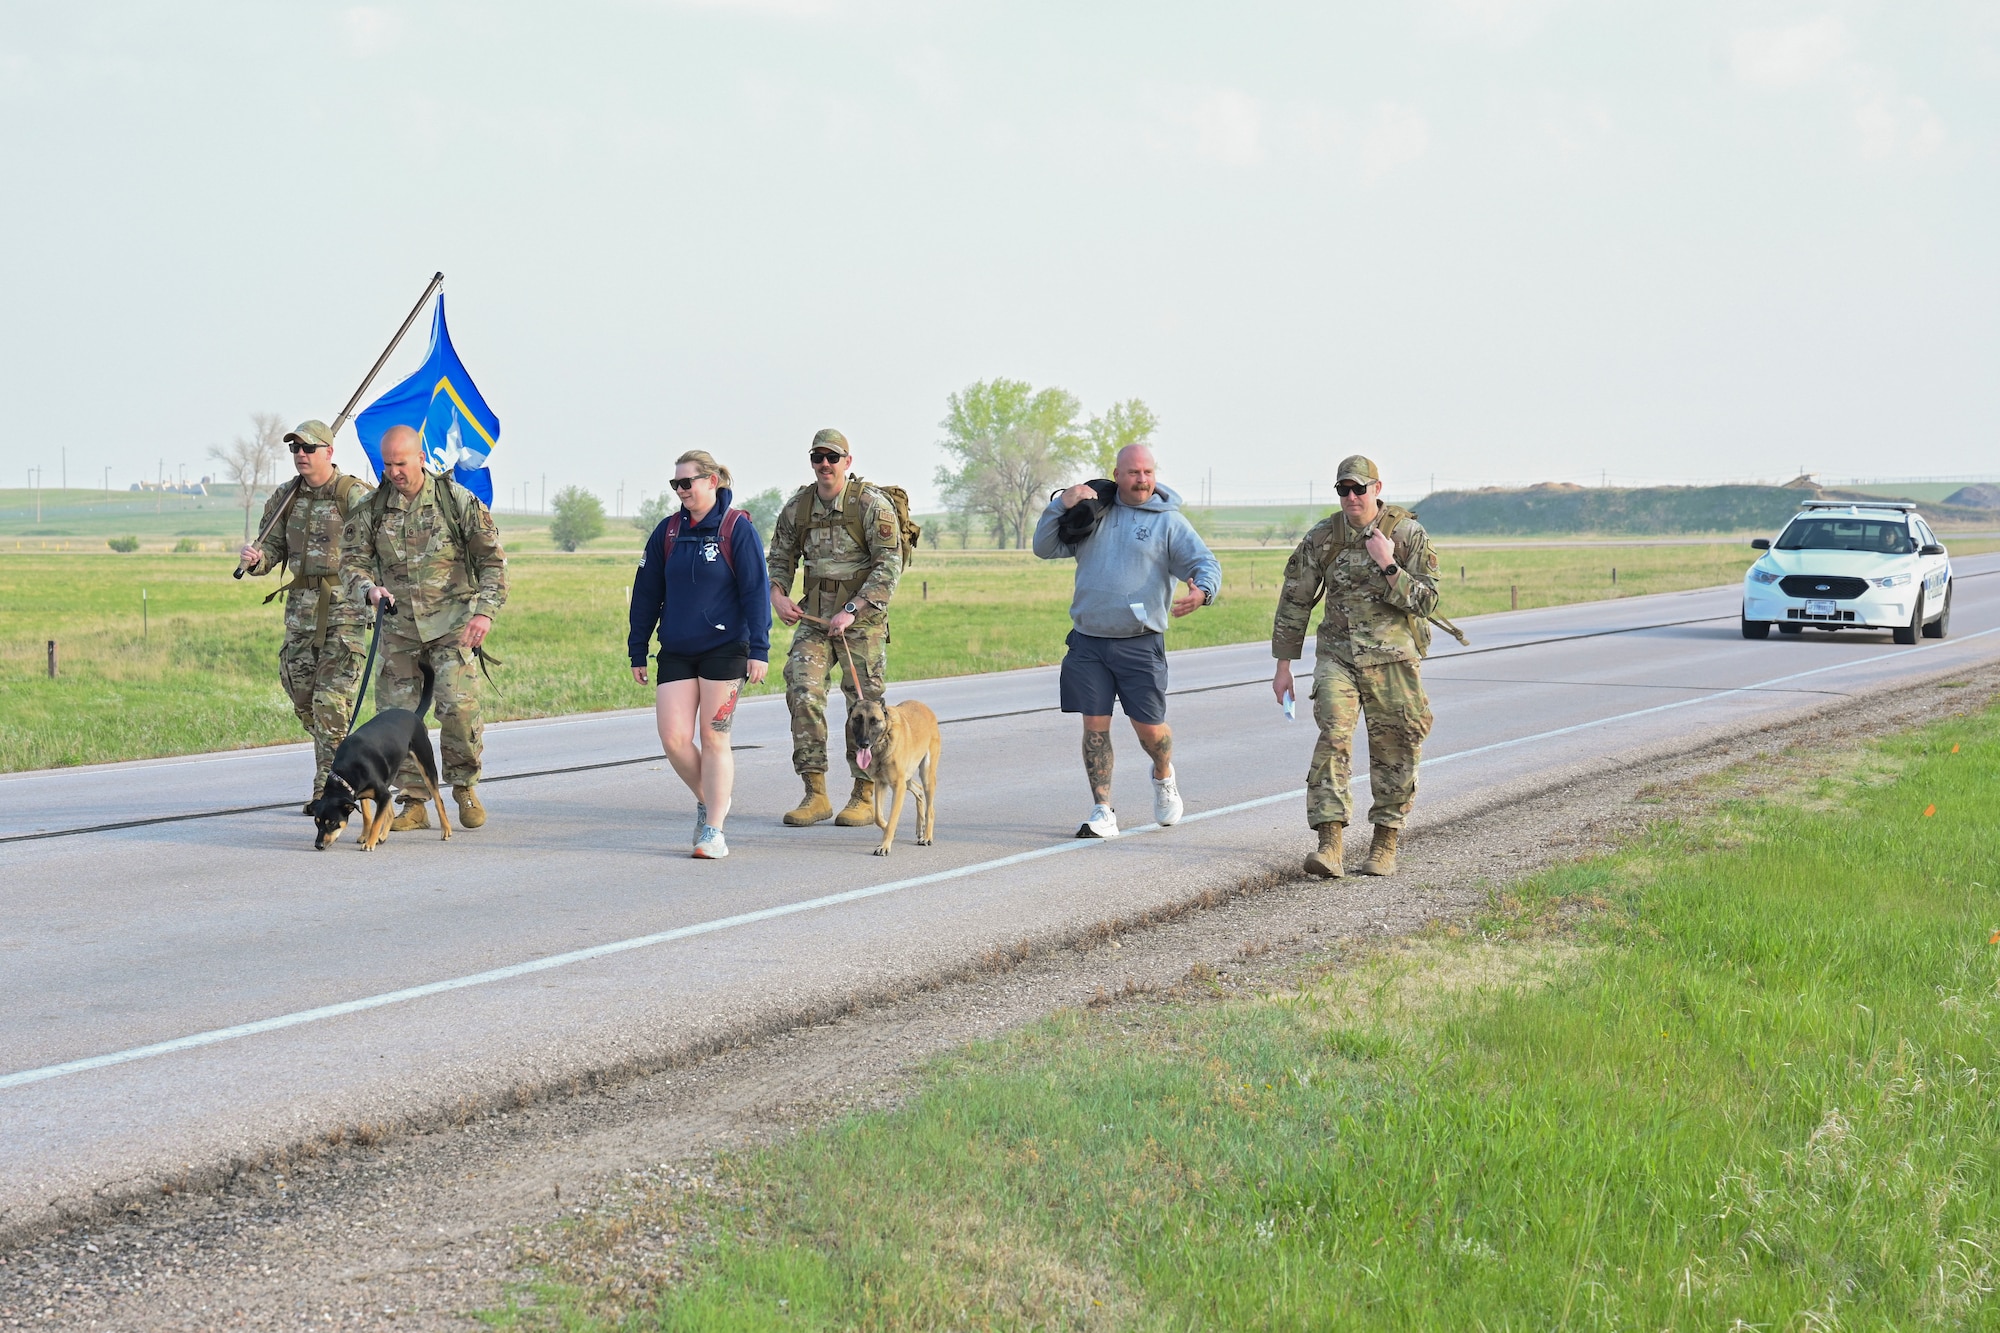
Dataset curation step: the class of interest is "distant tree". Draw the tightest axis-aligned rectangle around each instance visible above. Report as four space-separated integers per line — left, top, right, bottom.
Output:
107 535 139 553
739 486 787 540
549 486 606 552
945 508 972 549
1083 398 1160 476
1257 521 1280 547
933 379 1089 550
207 411 286 541
631 492 671 534
1184 507 1216 540
1278 510 1311 545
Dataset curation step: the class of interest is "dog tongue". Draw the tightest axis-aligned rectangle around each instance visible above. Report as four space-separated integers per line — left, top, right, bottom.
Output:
857 747 872 770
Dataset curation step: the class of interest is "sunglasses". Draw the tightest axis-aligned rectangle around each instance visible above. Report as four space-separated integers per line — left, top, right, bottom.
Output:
668 476 702 491
809 450 843 466
1335 481 1372 497
287 441 326 454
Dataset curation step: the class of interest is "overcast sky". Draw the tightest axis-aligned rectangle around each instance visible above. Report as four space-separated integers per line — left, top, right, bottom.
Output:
2 1 1994 509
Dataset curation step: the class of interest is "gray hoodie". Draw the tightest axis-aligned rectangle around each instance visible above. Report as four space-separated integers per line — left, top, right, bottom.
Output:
1033 482 1223 638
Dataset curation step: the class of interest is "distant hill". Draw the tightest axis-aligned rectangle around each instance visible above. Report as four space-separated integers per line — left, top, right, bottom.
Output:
1414 482 1997 536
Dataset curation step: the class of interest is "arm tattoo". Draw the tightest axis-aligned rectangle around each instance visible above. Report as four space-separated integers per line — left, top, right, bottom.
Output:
1082 728 1114 804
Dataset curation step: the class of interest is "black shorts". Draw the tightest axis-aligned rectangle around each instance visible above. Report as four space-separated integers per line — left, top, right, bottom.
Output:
1058 630 1168 724
656 644 749 683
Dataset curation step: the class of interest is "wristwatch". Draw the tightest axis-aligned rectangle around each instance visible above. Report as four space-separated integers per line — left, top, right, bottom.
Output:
843 600 861 616
1380 562 1399 578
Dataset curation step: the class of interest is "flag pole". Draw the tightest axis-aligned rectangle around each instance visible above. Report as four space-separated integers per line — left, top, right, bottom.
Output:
327 270 445 442
234 271 444 579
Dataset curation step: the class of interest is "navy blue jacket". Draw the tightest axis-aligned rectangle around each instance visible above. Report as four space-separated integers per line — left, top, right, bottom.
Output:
628 488 773 665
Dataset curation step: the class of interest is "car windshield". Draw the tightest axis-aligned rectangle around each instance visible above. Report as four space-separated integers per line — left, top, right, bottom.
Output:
1775 517 1913 554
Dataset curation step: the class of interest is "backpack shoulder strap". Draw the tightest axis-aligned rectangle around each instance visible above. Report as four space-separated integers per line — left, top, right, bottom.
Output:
841 477 869 548
788 483 817 536
718 508 741 575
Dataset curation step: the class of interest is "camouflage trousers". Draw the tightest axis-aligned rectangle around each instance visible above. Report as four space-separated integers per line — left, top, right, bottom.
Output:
373 625 485 794
783 619 888 783
1307 654 1433 830
278 625 369 796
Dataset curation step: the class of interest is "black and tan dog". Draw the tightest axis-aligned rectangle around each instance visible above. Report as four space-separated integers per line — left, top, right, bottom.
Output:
849 697 941 856
307 660 453 851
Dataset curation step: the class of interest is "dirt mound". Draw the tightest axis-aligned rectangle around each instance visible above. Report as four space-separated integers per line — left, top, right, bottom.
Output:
1944 484 2000 510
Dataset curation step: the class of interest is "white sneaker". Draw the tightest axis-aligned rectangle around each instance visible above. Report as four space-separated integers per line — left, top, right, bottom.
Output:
1076 804 1119 839
1152 770 1183 827
692 825 729 859
693 801 707 847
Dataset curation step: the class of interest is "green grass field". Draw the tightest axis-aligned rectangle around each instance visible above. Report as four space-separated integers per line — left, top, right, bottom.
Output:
490 696 2000 1330
5 539 1996 773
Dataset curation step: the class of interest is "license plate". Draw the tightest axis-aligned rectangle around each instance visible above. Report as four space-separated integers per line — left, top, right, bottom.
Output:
1806 599 1837 617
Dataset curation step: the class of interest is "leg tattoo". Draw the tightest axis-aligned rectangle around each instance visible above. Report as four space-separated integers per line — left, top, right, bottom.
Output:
1082 728 1114 805
709 685 739 734
1138 727 1173 778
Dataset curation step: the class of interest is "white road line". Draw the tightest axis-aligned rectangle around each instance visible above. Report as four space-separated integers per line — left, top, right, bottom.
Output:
4 625 1996 1093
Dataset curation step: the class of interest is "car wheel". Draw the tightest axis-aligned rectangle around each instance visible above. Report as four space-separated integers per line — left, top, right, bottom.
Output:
1778 622 1803 635
1741 613 1770 640
1893 592 1923 645
1923 584 1951 639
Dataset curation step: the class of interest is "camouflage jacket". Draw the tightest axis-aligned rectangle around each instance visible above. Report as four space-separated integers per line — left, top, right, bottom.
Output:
341 473 509 644
1272 504 1440 667
251 470 374 633
765 477 903 620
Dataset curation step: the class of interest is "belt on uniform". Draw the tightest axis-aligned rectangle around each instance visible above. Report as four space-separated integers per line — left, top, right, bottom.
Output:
263 572 342 648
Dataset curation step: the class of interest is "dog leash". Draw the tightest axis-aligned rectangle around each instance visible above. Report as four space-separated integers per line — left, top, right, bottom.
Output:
798 611 872 700
347 598 392 730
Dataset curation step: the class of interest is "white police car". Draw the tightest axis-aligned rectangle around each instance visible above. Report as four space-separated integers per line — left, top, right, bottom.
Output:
1741 501 1952 644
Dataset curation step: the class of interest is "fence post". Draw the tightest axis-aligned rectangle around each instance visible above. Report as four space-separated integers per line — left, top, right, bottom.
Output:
143 589 148 638
922 581 928 601
47 640 57 679
1510 584 1518 611
1612 567 1618 585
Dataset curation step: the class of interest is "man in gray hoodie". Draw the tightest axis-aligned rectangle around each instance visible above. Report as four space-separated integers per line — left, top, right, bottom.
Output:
1033 445 1223 838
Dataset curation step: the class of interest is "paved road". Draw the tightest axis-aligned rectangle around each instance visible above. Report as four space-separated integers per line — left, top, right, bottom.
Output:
6 556 2000 1237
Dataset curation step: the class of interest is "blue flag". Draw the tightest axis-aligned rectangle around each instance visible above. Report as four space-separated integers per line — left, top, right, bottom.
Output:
355 296 500 506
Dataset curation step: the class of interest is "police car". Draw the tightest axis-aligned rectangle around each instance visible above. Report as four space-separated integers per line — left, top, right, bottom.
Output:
1741 501 1952 643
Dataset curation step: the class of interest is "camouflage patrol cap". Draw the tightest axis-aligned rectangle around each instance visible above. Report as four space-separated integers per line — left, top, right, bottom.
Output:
284 420 336 450
1335 454 1380 484
809 428 850 458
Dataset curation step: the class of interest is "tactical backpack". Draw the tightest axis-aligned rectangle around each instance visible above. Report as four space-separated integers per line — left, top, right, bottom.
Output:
786 476 923 570
1323 504 1469 657
365 469 486 552
260 472 373 645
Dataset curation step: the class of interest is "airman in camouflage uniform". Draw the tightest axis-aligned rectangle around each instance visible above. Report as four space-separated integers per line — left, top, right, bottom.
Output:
340 424 509 831
1271 455 1440 879
239 419 373 807
766 428 904 826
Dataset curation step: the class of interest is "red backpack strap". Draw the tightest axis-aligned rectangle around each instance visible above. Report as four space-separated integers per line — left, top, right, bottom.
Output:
663 510 684 547
717 509 741 576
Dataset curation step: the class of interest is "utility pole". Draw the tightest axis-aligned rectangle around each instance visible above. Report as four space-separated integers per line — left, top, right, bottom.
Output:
31 467 41 522
103 466 110 499
541 473 546 515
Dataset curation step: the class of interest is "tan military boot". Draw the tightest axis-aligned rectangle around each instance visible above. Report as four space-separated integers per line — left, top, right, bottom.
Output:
390 800 430 832
784 773 833 826
1303 823 1344 879
454 785 486 829
1359 825 1400 876
834 779 876 826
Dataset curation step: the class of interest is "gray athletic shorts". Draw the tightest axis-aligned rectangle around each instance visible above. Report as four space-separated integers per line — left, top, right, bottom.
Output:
1059 629 1168 724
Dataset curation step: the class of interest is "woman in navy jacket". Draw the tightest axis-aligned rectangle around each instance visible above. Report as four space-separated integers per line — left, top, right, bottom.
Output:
628 450 772 859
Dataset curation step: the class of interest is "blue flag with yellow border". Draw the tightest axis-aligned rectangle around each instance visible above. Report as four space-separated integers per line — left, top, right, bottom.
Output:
356 296 499 506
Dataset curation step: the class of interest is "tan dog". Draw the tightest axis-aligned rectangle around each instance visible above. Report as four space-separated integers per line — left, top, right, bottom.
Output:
848 697 941 855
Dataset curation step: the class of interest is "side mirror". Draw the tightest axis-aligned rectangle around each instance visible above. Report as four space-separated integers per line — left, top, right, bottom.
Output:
1920 543 1945 556
1750 538 1770 550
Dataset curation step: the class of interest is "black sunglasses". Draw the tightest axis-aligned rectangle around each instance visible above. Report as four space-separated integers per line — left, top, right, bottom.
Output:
668 476 700 491
1335 481 1371 497
287 441 326 454
809 450 843 465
